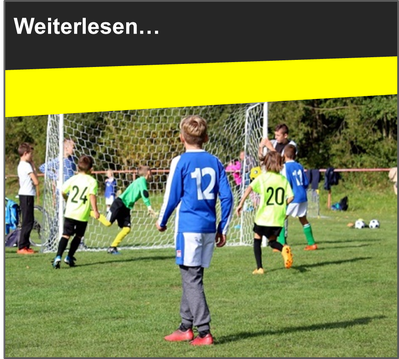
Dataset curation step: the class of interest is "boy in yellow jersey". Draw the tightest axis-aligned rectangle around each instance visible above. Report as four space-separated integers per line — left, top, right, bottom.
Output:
91 165 156 254
236 151 294 274
52 155 99 269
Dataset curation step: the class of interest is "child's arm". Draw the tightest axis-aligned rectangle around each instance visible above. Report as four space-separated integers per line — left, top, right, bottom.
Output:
29 162 40 201
156 157 183 231
38 158 58 180
286 195 294 205
90 194 100 219
61 191 68 201
258 137 275 158
138 179 157 217
215 233 227 248
236 185 253 217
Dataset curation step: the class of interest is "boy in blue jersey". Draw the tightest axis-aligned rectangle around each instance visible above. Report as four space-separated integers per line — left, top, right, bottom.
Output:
104 169 117 213
156 115 233 346
279 144 317 250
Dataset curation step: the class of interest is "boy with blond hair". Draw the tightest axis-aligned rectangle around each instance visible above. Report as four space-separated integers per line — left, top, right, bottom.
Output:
236 151 294 274
52 155 99 268
156 115 233 346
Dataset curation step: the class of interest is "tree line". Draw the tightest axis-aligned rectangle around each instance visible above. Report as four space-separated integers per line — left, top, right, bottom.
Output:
5 96 397 179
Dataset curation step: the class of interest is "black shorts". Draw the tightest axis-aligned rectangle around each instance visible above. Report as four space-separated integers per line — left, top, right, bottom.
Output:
63 218 88 237
253 223 282 239
107 197 131 228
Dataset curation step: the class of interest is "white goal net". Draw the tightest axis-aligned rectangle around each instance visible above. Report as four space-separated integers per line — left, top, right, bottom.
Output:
40 103 266 252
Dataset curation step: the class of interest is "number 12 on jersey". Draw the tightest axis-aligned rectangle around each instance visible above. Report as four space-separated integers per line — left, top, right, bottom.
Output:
191 167 216 200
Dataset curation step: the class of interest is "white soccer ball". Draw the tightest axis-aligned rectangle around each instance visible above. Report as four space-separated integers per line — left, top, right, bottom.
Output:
355 219 366 229
369 219 380 229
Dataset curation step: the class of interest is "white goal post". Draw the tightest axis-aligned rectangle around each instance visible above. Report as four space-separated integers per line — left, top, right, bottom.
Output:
40 103 268 252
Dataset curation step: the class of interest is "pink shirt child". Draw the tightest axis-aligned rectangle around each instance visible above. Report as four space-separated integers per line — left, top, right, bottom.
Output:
226 160 242 186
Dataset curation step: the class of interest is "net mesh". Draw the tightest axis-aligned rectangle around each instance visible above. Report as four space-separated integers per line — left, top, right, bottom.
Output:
41 104 266 252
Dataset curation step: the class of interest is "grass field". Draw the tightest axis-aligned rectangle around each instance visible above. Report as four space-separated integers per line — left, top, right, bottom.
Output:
4 185 398 357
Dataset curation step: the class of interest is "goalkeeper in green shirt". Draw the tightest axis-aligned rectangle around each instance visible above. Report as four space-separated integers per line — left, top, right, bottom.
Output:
91 166 156 254
236 151 294 274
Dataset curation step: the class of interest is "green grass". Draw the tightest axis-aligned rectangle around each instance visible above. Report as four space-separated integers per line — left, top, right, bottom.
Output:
4 186 397 357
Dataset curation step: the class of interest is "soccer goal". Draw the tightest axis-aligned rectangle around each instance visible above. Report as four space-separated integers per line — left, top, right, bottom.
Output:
40 103 267 252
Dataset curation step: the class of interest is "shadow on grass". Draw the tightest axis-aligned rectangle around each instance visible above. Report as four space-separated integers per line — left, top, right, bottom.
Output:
216 315 386 344
76 255 176 267
290 256 372 273
314 243 373 250
319 238 380 244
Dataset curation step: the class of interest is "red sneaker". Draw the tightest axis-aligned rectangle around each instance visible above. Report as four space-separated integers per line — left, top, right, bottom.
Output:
17 248 35 255
190 334 214 346
164 329 194 342
304 244 318 251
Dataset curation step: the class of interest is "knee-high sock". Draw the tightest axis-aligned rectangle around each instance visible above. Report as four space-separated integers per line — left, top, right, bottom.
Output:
269 240 284 252
303 223 316 245
91 212 112 227
98 213 112 227
68 236 81 257
111 227 131 247
253 239 263 269
277 226 286 245
56 236 69 257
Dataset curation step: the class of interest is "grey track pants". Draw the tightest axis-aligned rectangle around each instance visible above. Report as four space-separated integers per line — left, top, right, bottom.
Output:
179 265 211 332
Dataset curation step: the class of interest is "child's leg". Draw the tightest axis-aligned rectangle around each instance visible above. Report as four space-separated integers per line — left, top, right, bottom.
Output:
277 217 288 245
68 236 82 258
109 207 131 248
19 195 35 249
179 265 211 337
110 227 131 247
56 236 69 257
253 234 263 270
268 237 284 252
269 234 293 269
299 216 317 246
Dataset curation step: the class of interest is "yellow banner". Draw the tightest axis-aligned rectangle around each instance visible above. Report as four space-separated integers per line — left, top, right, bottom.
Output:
5 57 397 117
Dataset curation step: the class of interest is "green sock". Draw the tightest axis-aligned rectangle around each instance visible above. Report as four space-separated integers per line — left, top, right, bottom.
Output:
277 226 286 245
303 224 315 245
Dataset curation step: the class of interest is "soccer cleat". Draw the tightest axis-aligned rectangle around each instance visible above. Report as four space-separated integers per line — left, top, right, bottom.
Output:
304 244 318 251
17 247 35 255
107 246 120 255
252 268 265 275
272 249 280 253
190 333 214 346
64 256 76 267
164 328 194 342
281 245 293 269
53 256 62 269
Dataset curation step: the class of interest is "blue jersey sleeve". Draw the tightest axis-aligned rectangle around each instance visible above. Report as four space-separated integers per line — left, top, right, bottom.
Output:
158 156 183 228
39 158 59 180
